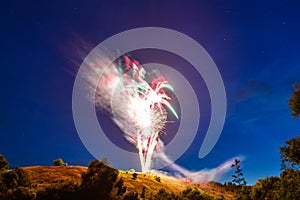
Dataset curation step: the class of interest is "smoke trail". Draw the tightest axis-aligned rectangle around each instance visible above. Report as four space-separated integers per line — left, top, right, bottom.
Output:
78 49 237 181
154 152 239 182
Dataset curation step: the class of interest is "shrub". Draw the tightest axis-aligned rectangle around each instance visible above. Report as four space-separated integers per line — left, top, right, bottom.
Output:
53 158 64 166
154 175 161 183
14 167 30 187
132 173 138 180
153 188 179 200
36 181 79 200
123 191 138 200
140 186 146 198
2 170 18 188
13 186 36 200
0 154 8 171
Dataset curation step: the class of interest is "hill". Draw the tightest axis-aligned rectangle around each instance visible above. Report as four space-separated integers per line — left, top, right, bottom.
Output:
21 166 235 199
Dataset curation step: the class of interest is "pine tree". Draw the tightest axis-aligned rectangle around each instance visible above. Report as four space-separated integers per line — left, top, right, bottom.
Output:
231 159 246 186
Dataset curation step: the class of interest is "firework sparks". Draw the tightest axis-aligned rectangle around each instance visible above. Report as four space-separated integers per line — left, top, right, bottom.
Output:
83 54 177 172
80 50 237 181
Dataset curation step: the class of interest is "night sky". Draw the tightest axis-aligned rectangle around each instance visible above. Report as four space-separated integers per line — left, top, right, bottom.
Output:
1 1 300 185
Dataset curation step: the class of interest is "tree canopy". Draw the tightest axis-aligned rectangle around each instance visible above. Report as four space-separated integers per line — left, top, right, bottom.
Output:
280 135 300 170
288 83 300 117
0 154 8 171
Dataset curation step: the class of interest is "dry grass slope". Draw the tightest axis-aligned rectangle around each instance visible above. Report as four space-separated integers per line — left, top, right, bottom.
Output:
23 166 235 199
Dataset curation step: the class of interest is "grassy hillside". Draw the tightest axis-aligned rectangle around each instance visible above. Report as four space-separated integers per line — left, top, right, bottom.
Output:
22 166 235 199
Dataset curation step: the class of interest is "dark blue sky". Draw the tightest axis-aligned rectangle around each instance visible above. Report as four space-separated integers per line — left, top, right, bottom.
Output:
1 1 299 185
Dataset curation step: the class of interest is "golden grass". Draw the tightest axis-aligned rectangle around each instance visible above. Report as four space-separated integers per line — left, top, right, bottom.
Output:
22 166 235 199
23 166 86 191
119 171 236 199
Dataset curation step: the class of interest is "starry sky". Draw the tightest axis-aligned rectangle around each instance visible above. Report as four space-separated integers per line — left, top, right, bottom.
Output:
1 1 299 185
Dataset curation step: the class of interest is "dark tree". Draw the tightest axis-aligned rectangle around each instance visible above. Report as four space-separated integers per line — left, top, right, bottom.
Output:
80 160 119 199
114 178 126 196
251 176 280 200
0 154 8 171
289 83 300 117
2 170 18 188
13 186 35 200
53 158 64 166
279 168 300 199
1 167 31 190
280 135 300 170
36 181 80 200
14 167 30 187
231 159 247 186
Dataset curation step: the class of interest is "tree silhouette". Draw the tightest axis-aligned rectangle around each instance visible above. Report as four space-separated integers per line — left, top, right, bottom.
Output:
0 154 8 171
2 170 18 188
14 167 30 187
289 83 300 117
231 159 246 186
53 158 64 166
280 135 300 170
80 160 119 199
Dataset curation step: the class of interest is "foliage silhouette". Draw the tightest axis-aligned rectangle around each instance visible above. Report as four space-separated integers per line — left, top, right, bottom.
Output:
280 135 300 170
231 159 246 186
0 154 8 171
80 159 119 199
53 158 65 166
289 83 300 117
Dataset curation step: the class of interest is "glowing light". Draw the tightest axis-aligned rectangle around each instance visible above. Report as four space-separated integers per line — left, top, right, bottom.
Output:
84 54 178 172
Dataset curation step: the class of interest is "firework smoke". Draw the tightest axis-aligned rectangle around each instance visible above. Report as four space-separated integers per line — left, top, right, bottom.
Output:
154 152 240 182
82 52 178 172
80 51 236 181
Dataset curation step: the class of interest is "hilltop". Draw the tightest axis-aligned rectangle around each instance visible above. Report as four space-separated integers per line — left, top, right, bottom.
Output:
19 165 235 199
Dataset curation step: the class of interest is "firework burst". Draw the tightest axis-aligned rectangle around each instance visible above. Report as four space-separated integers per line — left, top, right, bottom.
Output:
83 54 178 172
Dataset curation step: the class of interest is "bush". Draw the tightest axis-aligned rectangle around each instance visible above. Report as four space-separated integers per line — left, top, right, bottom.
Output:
14 168 30 187
154 175 161 183
251 176 280 200
13 186 36 200
36 181 79 200
154 188 174 200
123 191 138 200
180 186 213 200
53 158 64 166
278 168 300 199
2 170 18 188
140 186 146 198
0 154 8 171
132 173 138 180
1 167 31 189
